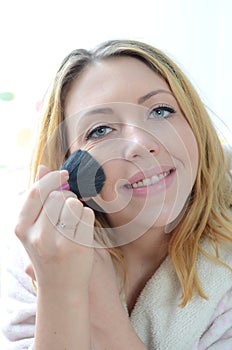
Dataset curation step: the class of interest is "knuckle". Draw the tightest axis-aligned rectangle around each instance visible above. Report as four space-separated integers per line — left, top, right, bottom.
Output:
48 190 76 202
32 236 42 250
64 190 77 199
67 197 83 210
14 222 24 239
31 232 48 252
28 185 40 200
83 207 95 222
48 190 63 201
83 206 94 217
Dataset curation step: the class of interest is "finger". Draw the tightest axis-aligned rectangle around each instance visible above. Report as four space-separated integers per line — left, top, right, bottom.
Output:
74 206 95 247
56 197 84 241
15 170 69 237
22 191 78 251
39 190 77 229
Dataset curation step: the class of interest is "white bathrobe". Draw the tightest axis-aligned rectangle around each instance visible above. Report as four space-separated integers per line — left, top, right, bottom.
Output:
128 240 232 349
1 238 232 349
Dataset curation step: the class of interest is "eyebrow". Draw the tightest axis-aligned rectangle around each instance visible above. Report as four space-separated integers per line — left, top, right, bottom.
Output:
137 89 173 104
82 107 114 117
81 90 172 117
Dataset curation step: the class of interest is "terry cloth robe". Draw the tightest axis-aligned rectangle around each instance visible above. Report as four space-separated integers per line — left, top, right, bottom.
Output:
127 240 232 349
0 239 232 350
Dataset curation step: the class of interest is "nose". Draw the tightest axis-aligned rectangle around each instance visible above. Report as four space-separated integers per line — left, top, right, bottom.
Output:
122 125 160 161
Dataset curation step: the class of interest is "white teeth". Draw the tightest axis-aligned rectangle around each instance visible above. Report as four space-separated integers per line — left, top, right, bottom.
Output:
143 178 152 186
152 175 159 183
131 170 171 188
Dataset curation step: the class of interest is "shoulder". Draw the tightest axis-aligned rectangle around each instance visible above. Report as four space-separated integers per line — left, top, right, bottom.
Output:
197 239 232 295
199 238 232 269
194 286 232 349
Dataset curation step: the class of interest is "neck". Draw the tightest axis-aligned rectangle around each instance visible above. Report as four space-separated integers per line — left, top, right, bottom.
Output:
119 227 170 315
121 226 170 266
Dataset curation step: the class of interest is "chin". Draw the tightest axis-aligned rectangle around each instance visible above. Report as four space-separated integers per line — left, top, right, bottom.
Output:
155 195 191 232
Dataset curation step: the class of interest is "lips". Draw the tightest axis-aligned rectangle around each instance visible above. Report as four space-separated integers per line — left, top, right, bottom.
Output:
126 166 176 188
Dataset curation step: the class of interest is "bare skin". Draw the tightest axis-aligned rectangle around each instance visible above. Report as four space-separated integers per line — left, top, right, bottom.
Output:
17 56 198 348
121 229 170 315
19 166 146 349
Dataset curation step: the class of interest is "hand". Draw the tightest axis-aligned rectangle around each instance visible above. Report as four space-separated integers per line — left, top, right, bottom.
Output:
25 242 127 348
15 165 95 296
21 166 133 348
23 209 143 349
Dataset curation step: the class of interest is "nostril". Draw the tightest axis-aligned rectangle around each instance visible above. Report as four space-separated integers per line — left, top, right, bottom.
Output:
123 137 160 161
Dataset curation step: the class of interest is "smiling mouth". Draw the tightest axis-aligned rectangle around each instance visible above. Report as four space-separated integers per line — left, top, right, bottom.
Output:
124 168 175 189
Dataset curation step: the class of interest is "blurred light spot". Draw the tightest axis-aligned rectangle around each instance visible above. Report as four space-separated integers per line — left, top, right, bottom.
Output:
16 128 33 147
0 92 15 101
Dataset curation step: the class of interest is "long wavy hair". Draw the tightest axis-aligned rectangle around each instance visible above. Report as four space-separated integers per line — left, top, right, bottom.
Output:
31 39 232 306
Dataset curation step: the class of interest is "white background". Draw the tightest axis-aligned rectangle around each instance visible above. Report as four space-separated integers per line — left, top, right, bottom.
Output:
0 0 232 292
0 0 231 168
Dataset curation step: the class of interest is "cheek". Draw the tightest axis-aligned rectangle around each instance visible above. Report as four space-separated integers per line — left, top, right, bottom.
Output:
155 118 199 178
177 124 199 180
97 160 125 201
98 171 118 201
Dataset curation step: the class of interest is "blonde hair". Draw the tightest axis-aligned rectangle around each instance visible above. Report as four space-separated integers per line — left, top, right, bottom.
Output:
31 39 232 306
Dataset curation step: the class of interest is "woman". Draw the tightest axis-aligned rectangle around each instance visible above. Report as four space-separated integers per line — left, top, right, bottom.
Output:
1 39 232 349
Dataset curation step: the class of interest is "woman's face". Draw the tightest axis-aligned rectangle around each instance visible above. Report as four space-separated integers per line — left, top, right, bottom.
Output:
64 57 199 245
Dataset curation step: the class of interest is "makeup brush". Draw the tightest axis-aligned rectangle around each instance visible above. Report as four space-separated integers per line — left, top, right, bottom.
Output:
60 149 106 198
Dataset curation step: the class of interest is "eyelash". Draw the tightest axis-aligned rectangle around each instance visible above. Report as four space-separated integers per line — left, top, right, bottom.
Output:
149 105 176 119
86 125 113 140
86 105 176 140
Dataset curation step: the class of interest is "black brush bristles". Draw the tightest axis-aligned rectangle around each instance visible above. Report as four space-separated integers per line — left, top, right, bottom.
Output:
60 149 106 198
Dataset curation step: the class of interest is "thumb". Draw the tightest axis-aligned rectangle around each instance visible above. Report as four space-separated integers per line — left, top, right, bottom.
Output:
25 262 36 281
35 164 50 181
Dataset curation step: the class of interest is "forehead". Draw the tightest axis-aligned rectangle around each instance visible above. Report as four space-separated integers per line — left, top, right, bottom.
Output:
64 56 171 118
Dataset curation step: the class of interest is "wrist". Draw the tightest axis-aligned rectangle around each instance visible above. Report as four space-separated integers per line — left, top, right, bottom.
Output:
37 285 89 308
35 289 91 349
95 305 146 350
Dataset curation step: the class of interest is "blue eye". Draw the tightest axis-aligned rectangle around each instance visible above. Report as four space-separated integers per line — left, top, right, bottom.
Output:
86 125 113 140
149 105 176 119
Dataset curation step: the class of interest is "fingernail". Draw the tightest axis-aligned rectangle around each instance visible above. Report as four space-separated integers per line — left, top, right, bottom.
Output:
60 170 69 179
57 182 70 191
